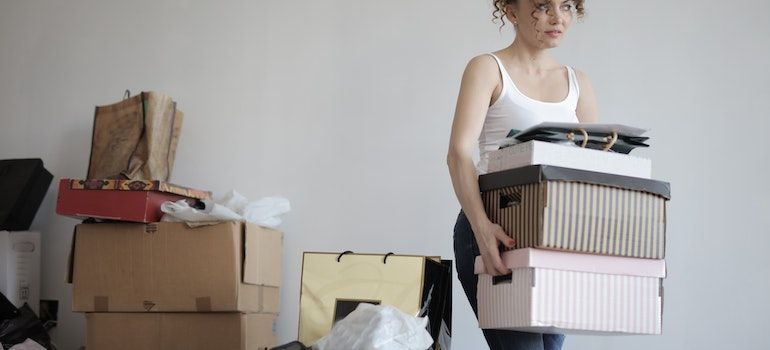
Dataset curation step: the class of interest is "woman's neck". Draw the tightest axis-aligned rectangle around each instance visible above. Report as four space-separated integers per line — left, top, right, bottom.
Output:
502 38 558 74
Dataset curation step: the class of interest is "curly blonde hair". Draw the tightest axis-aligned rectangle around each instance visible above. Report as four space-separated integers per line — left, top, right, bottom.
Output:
492 0 586 27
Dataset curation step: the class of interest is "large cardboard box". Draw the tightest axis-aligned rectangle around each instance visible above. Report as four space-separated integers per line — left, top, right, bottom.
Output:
86 312 276 350
69 221 281 313
0 159 53 231
487 140 652 178
298 252 451 349
56 178 210 223
475 249 665 334
480 165 670 259
0 231 40 315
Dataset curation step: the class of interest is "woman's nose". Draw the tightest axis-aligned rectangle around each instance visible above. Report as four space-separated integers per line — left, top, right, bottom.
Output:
550 9 567 25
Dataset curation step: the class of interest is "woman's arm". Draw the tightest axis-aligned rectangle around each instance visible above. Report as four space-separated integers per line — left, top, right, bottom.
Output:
575 69 599 123
447 55 515 276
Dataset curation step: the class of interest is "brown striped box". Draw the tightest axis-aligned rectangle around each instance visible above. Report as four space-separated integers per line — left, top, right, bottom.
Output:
475 249 665 335
479 165 670 259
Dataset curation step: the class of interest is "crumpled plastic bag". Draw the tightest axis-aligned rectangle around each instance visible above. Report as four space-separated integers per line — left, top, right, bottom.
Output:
314 304 433 350
161 190 290 228
7 339 46 350
270 341 310 350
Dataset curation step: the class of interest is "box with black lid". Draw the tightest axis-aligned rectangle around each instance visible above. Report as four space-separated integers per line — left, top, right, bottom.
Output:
479 165 670 259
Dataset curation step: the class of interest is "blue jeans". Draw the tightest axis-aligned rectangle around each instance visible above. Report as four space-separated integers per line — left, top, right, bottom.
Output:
453 211 565 350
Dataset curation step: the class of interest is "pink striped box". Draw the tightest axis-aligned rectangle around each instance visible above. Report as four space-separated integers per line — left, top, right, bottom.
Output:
475 248 665 335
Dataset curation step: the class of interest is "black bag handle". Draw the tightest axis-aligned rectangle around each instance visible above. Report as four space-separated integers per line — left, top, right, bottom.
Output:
336 250 353 262
335 251 397 264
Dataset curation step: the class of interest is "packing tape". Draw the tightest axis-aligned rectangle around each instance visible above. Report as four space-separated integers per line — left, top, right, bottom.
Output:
94 296 109 312
195 297 212 312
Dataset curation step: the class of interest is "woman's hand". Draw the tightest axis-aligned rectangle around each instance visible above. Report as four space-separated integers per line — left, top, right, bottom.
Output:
472 219 516 276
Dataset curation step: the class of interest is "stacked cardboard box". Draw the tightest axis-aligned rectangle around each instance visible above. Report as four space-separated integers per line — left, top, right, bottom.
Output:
65 221 282 350
475 139 670 335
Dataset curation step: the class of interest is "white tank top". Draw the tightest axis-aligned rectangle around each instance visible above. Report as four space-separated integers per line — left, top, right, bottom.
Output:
477 53 580 174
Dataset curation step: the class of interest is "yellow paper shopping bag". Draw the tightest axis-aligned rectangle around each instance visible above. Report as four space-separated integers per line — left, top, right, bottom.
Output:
298 251 451 348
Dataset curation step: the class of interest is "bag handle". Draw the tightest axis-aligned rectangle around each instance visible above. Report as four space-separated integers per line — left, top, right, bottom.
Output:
602 131 619 151
566 128 589 148
335 251 397 264
336 251 353 262
567 128 620 152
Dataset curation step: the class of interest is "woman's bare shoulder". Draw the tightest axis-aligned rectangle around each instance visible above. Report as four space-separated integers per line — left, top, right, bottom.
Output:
463 54 499 83
573 67 592 84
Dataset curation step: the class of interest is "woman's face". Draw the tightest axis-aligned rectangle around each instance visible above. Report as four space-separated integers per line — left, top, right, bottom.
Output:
506 0 576 49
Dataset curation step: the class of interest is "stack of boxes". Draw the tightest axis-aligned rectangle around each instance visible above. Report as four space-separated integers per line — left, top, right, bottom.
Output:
475 135 670 335
54 92 283 349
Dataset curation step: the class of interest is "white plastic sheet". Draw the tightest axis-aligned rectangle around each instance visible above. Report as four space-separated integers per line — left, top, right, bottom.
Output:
7 339 45 350
161 190 290 228
314 304 433 350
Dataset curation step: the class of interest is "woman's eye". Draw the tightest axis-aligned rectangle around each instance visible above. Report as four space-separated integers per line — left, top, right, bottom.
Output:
561 4 573 11
535 3 549 11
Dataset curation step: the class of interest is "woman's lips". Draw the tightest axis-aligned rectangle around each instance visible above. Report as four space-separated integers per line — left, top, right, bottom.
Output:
545 30 562 38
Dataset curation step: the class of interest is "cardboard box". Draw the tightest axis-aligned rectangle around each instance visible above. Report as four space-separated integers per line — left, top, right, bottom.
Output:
69 221 282 313
55 178 210 223
480 165 670 259
86 312 276 350
298 252 451 348
487 140 652 178
0 159 53 231
0 231 41 315
475 248 665 334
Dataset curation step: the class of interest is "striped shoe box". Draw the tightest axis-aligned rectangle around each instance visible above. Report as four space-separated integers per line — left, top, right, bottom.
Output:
480 165 670 259
475 249 665 335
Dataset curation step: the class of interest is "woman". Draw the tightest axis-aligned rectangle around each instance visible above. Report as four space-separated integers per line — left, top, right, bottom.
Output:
447 1 598 349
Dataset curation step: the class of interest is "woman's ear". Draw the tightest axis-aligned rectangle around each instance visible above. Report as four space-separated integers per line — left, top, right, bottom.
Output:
504 3 518 25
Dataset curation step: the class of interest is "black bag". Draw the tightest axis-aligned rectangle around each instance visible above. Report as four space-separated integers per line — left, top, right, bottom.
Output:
0 303 55 350
0 293 18 322
0 159 53 231
504 122 650 154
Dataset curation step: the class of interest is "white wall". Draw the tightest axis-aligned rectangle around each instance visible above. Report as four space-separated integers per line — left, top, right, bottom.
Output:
1 1 768 349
